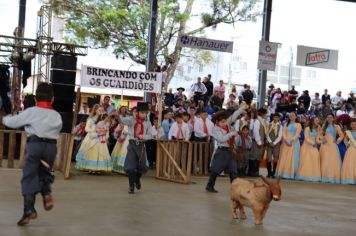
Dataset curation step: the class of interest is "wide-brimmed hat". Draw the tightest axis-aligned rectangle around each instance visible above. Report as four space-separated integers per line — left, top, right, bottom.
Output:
177 87 185 92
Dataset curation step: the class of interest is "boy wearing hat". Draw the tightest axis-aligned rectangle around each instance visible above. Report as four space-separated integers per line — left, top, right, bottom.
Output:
1 83 62 226
266 113 283 178
206 105 247 193
119 102 153 194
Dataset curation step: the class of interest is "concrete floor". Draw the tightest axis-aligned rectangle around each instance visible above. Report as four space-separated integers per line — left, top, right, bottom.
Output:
1 169 356 236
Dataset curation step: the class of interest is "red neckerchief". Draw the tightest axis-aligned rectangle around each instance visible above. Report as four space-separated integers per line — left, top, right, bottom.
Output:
221 125 233 146
36 101 53 109
134 116 144 139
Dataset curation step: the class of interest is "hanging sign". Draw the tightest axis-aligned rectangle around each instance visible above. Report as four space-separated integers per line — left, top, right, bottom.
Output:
296 45 338 70
177 35 233 53
257 40 279 71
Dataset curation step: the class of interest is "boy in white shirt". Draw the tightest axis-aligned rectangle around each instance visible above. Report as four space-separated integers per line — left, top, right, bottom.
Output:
193 110 214 142
169 113 190 141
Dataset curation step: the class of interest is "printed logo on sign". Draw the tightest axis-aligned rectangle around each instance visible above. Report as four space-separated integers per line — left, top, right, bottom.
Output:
181 35 190 45
305 50 330 66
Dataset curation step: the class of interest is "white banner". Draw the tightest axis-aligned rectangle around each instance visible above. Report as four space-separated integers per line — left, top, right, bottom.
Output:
80 65 163 94
177 35 233 53
296 45 338 70
257 41 278 71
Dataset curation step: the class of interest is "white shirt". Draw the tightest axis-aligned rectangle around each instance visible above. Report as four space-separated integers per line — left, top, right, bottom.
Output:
190 83 207 95
266 121 283 145
152 126 164 140
331 95 344 107
168 122 190 141
336 110 348 117
194 117 214 138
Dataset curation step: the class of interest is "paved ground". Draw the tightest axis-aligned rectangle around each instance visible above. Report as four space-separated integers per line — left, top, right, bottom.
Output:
1 169 356 236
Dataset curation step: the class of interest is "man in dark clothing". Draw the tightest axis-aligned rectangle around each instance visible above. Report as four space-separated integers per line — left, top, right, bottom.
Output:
242 85 254 104
322 89 331 105
298 90 311 110
288 85 299 101
164 88 175 108
210 90 223 111
346 91 355 111
203 75 214 104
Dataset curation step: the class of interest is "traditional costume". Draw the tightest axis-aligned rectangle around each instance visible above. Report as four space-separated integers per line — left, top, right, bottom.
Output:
75 117 97 170
340 130 356 184
78 119 112 173
266 114 283 178
2 85 62 226
111 124 129 174
319 124 343 183
297 127 322 182
120 102 152 194
169 122 190 141
276 122 301 179
250 108 267 177
234 128 252 177
206 106 245 193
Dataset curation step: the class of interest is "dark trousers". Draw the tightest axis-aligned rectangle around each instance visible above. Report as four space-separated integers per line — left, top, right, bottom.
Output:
146 139 157 168
22 141 56 196
193 93 205 106
124 142 148 175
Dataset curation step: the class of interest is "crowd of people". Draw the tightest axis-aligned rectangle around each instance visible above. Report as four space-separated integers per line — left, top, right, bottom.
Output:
72 74 356 189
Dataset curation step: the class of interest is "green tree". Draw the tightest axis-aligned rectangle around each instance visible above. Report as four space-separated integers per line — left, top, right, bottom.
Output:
48 0 259 86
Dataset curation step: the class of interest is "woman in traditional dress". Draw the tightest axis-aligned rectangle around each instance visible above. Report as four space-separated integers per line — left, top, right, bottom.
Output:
297 117 321 182
75 104 101 170
111 123 130 174
319 113 344 183
80 113 112 174
276 112 301 179
340 118 356 184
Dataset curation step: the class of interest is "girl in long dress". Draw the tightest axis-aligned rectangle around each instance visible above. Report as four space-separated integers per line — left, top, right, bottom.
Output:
277 112 302 179
319 113 344 183
297 117 322 182
75 104 101 170
80 113 113 174
111 124 130 174
340 118 356 184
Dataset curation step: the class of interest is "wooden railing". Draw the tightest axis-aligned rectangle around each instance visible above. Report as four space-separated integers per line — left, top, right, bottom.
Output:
0 130 72 176
156 141 214 184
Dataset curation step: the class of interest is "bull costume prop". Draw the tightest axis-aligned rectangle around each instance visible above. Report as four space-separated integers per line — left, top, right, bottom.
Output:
120 102 152 194
1 83 62 226
206 104 247 193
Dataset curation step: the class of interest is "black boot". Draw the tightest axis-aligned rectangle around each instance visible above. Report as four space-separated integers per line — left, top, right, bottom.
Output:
17 194 37 226
266 162 272 178
272 161 278 178
251 160 260 177
128 172 136 194
135 173 142 190
239 168 246 177
206 172 219 193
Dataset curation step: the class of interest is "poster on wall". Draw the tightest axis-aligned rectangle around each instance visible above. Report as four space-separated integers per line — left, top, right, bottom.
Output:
296 45 338 70
80 65 163 94
257 41 279 71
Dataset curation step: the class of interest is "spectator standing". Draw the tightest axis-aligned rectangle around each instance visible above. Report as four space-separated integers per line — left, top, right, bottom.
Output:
203 75 214 104
79 102 90 115
331 91 345 110
214 80 226 103
312 93 322 108
164 88 175 108
210 90 223 111
161 110 173 140
190 77 207 106
288 85 299 101
322 89 331 105
267 84 275 105
242 85 254 105
298 90 311 110
102 96 115 114
346 91 355 111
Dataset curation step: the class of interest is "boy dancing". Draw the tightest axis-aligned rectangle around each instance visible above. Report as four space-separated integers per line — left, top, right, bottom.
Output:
120 102 152 194
1 83 62 226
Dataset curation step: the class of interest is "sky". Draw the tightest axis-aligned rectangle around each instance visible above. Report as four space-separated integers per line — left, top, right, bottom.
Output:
0 0 355 96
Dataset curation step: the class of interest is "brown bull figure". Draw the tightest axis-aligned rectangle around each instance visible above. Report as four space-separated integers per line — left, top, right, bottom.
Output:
230 176 282 225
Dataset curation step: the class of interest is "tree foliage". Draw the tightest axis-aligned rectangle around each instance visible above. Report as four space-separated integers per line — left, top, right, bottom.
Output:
47 0 259 85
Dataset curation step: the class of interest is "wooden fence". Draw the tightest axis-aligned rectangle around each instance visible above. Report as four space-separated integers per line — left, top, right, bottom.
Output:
0 130 72 177
156 141 214 184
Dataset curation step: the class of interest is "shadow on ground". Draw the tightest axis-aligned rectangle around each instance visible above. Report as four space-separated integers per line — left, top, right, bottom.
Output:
1 169 356 236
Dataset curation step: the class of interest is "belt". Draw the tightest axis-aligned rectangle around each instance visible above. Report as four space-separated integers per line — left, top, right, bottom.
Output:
27 135 57 144
129 139 145 145
217 146 230 151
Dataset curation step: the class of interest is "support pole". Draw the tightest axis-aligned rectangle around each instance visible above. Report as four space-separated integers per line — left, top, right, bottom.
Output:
11 0 27 113
257 0 272 108
144 0 158 102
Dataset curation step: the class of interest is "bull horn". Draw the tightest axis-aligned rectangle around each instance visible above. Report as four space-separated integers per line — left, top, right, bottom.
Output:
260 175 270 185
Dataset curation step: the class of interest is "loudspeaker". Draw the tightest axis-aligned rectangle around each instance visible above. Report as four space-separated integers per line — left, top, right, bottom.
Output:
51 55 77 71
50 70 76 112
59 112 73 133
